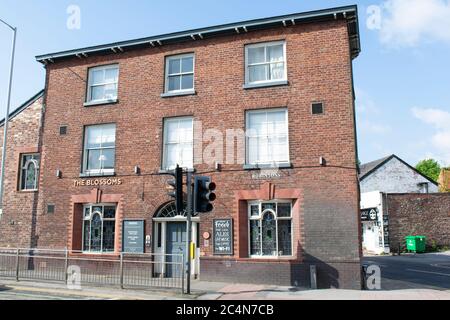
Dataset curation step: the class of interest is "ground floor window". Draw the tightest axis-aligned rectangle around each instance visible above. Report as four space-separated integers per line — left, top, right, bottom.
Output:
248 201 292 257
82 204 116 253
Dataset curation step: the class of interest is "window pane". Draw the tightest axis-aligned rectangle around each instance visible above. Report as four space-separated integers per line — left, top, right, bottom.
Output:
22 155 32 165
181 74 194 90
103 83 118 100
168 58 181 75
92 206 102 214
90 213 102 252
164 118 193 169
269 111 287 134
248 112 266 134
103 221 115 252
249 65 267 83
104 206 116 219
180 143 193 167
271 137 289 162
104 67 118 83
87 124 115 149
165 144 178 169
250 204 260 217
268 44 284 62
86 126 103 149
277 203 291 218
100 148 115 170
181 56 194 73
83 221 90 251
21 169 27 190
25 162 36 189
84 207 91 219
250 220 261 255
91 86 105 101
262 212 277 256
168 76 181 91
248 46 265 64
247 139 258 165
178 119 193 140
91 69 104 85
277 220 292 256
257 137 269 163
87 149 101 171
101 125 116 148
270 62 285 80
262 203 276 212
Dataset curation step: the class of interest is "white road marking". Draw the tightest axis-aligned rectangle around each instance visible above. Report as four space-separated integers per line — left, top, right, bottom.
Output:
406 269 450 277
431 264 450 270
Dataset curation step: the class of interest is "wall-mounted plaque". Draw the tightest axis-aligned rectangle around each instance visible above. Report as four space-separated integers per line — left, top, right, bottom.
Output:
361 208 378 222
213 219 233 255
122 220 145 253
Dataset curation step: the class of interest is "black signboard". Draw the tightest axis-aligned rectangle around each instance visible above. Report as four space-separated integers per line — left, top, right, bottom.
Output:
383 214 390 247
122 220 145 253
361 208 378 222
213 219 233 255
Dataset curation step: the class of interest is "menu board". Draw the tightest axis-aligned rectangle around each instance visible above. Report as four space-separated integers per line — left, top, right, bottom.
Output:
123 220 145 253
213 219 233 255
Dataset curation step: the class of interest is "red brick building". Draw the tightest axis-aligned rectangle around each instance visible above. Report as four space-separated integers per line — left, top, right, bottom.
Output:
3 6 362 288
0 90 44 248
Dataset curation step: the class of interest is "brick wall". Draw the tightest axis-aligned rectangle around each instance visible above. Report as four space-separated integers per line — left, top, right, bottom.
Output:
32 18 360 288
0 95 43 248
386 193 450 249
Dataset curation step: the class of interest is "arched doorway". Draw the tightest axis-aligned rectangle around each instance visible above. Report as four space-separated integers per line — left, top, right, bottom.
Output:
153 202 200 277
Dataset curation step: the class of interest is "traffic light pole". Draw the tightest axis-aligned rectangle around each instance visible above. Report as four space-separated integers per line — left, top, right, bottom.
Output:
185 171 193 295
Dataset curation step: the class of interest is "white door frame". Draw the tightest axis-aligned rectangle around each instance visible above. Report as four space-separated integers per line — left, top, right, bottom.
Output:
153 217 200 276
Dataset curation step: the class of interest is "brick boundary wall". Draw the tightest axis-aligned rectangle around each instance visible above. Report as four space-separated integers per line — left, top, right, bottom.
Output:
200 258 361 289
386 193 450 250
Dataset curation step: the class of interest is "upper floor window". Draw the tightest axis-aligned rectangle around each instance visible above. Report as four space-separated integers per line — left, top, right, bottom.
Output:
249 201 292 257
19 154 40 191
162 117 193 170
86 65 119 103
83 124 116 175
245 41 287 87
246 108 289 166
165 54 195 93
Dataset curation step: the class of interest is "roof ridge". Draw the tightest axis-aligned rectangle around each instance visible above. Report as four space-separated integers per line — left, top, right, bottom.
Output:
0 90 45 126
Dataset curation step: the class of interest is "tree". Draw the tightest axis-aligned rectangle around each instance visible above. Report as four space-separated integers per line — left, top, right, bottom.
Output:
416 159 441 182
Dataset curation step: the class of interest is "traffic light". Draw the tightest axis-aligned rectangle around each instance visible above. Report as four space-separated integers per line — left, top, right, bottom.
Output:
194 176 216 213
167 165 184 215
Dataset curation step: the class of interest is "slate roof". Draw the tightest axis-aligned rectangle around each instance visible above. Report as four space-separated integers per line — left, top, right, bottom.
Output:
359 154 438 186
36 5 360 64
0 90 44 127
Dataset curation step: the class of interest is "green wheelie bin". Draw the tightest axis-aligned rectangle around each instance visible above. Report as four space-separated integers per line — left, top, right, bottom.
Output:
405 235 426 253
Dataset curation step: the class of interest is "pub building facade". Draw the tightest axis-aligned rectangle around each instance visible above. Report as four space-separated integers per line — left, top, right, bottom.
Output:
16 6 361 288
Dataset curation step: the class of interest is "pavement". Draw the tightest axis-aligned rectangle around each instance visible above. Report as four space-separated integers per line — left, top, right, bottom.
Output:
0 252 449 300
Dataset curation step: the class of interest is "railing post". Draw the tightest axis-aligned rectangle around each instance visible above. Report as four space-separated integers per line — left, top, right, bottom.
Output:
119 253 124 289
15 249 20 281
181 254 185 295
64 247 69 284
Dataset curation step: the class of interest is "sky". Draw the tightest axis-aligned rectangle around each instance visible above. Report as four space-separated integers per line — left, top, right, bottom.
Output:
0 0 449 166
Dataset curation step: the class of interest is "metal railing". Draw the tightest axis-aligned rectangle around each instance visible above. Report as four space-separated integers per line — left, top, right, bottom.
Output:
0 248 185 294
